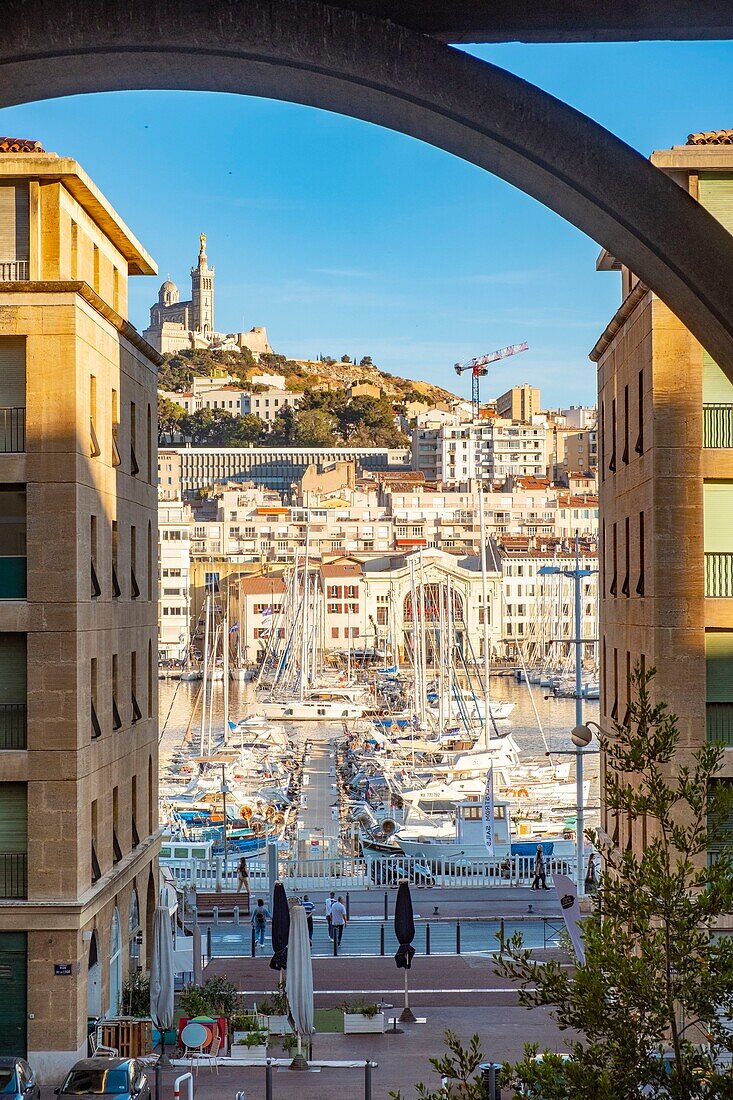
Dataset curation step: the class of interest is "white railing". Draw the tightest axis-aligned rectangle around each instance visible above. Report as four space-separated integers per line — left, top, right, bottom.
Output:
0 260 28 281
163 852 578 892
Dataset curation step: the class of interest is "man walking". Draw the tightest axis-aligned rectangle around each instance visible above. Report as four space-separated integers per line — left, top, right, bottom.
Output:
531 844 550 890
330 895 347 947
302 894 315 946
251 897 271 947
325 891 336 939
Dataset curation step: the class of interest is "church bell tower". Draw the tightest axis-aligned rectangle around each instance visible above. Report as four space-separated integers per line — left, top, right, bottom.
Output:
191 232 215 335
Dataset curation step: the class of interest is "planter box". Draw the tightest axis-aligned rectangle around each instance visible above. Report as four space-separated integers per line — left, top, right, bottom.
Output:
343 1012 385 1034
265 1015 293 1035
232 1043 268 1062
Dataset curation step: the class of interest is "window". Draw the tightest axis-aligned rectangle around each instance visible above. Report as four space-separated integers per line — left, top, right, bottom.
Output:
90 515 101 598
611 647 619 721
111 389 120 467
111 520 120 597
130 401 139 475
91 799 101 884
636 368 644 455
92 244 100 294
622 384 629 465
131 775 140 848
112 267 120 313
90 375 100 457
70 220 78 280
146 404 153 482
0 487 26 600
112 787 122 865
622 516 630 597
112 654 121 730
0 337 26 452
130 526 139 598
90 658 100 740
131 651 142 723
610 523 618 597
147 522 152 601
0 184 29 279
637 511 645 595
331 627 339 639
609 398 617 472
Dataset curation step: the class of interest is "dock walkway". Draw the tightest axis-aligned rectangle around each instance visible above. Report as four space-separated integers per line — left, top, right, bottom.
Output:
299 734 340 842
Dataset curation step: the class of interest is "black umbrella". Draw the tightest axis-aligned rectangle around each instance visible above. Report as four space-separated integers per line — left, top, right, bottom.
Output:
393 880 416 1022
269 881 290 972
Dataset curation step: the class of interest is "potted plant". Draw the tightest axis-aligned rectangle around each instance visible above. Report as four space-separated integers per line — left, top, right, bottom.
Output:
340 999 386 1034
257 989 292 1035
178 976 240 1054
231 1013 267 1045
233 1030 269 1063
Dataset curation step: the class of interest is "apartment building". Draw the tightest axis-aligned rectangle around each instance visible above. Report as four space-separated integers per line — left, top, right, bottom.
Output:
158 501 191 659
0 147 160 1072
427 418 549 487
241 389 302 423
594 133 733 855
496 384 541 423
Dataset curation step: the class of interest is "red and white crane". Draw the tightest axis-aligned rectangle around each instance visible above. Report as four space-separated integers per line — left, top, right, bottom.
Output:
454 342 529 418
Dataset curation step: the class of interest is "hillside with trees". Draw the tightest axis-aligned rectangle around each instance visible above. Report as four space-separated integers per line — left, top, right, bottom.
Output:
157 348 456 448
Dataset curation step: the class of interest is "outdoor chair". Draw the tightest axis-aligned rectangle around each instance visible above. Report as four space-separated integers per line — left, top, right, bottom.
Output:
195 1034 221 1074
90 1030 118 1058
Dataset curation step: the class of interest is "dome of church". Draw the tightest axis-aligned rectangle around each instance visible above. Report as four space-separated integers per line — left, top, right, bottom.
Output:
158 279 179 306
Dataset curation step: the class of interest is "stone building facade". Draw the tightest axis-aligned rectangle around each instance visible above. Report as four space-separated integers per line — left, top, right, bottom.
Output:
0 145 160 1076
594 135 733 856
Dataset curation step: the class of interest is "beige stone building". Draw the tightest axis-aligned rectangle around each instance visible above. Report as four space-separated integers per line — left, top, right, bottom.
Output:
0 145 160 1074
594 133 733 855
496 383 541 423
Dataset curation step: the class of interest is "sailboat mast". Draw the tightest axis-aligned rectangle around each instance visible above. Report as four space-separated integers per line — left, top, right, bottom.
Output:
300 525 310 702
223 598 230 746
200 588 210 754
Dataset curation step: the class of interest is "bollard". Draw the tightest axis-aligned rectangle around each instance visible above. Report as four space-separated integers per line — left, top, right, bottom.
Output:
346 891 350 919
251 926 256 958
499 918 505 954
456 920 461 955
206 926 212 961
425 923 431 956
234 905 240 927
380 923 385 956
480 1062 503 1100
212 905 219 927
364 1059 377 1100
384 891 388 920
265 1059 273 1100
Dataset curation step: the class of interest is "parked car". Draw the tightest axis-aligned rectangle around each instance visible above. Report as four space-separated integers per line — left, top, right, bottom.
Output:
0 1057 40 1099
55 1059 150 1098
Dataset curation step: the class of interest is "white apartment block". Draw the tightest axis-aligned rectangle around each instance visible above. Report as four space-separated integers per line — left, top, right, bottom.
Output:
416 418 549 486
158 501 191 659
242 389 302 423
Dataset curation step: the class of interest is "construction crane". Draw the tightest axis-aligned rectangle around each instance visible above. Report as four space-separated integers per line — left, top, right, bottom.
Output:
454 343 529 419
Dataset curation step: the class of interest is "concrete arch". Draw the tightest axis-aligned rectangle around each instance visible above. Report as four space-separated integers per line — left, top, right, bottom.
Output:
4 0 733 374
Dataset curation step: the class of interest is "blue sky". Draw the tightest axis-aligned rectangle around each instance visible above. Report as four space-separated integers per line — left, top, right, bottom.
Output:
1 40 732 406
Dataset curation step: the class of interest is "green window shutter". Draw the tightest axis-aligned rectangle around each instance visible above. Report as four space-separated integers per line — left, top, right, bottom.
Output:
703 351 733 404
0 185 29 263
699 174 733 234
0 339 26 409
704 483 733 552
0 932 26 1057
0 636 26 704
0 784 26 852
706 632 733 702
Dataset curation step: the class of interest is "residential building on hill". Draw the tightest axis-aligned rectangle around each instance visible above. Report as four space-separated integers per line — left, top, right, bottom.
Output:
593 133 733 857
0 144 159 1072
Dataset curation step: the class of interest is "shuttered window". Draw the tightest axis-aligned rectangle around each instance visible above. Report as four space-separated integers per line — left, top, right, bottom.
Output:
0 636 26 705
0 784 26 852
706 632 733 702
0 932 26 1057
0 185 29 265
700 173 733 234
0 338 25 409
704 483 733 552
703 350 733 404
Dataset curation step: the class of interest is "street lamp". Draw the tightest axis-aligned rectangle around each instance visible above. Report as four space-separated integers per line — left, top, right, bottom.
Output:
220 764 231 864
538 535 598 895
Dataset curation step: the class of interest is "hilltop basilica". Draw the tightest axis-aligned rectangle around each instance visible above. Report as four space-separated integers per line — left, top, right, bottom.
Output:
143 233 272 358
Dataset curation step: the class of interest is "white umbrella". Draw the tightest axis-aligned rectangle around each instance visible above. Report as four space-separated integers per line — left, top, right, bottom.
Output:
285 901 314 1070
150 906 175 1072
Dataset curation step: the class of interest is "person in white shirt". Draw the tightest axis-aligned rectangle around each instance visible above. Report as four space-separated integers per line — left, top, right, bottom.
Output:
330 896 347 946
325 891 336 939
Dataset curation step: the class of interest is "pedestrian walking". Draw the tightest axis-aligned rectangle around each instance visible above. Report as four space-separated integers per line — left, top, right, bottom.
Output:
302 894 315 946
325 891 336 939
531 844 550 890
584 852 598 894
330 895 347 947
251 898 271 946
237 856 250 893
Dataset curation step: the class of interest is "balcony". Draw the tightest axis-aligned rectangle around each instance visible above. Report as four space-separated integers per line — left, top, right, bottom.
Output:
0 409 25 453
707 702 733 746
703 404 733 449
0 852 27 898
0 261 28 281
0 704 26 750
705 553 733 597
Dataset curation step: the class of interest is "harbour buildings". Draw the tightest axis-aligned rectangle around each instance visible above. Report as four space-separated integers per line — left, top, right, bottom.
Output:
594 132 733 854
0 146 160 1071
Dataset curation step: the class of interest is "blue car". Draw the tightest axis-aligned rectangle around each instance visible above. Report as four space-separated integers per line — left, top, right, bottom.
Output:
0 1058 40 1099
55 1059 150 1099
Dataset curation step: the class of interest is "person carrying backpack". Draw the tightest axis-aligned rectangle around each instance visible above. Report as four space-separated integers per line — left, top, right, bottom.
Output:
251 898 271 947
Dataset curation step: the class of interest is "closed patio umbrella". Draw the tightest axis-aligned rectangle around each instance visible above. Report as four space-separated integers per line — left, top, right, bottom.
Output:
285 901 314 1070
394 880 416 1022
269 881 290 972
150 905 175 1097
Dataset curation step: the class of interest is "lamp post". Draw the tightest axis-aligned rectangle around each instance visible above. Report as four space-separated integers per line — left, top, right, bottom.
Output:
220 764 230 864
538 534 597 894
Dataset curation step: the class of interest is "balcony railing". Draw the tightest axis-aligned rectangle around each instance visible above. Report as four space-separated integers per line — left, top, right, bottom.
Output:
0 260 29 281
0 408 25 453
703 403 733 449
706 702 733 746
0 852 27 898
0 557 26 600
705 553 733 597
0 703 27 750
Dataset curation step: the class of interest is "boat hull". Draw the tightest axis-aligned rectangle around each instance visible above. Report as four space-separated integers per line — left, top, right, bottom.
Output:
259 700 367 721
